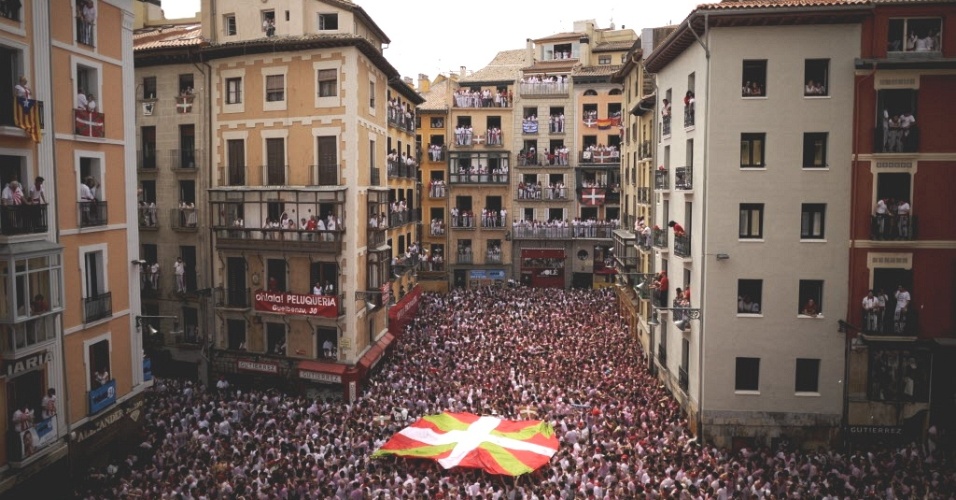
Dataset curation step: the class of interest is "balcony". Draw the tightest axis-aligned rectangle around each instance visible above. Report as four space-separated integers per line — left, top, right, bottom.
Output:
84 291 112 323
138 149 157 170
679 367 689 392
448 170 509 185
655 169 670 190
428 221 445 237
170 207 199 230
175 95 195 114
674 233 691 257
861 308 917 336
74 110 105 138
580 149 620 165
637 187 651 205
0 204 48 235
425 148 446 162
662 113 671 137
140 271 160 299
684 104 695 128
516 186 569 201
262 164 287 186
387 160 417 179
215 287 251 309
637 232 652 253
78 201 108 228
427 182 446 198
456 253 474 265
658 345 667 365
368 228 386 248
517 151 543 167
371 167 381 186
88 379 117 416
170 149 198 170
76 19 95 47
1 5 20 21
873 126 919 154
450 215 476 229
390 208 421 227
138 205 159 229
653 228 667 249
214 227 343 252
485 131 503 147
639 141 652 160
452 90 511 108
479 210 504 229
518 81 569 97
312 163 340 186
510 223 619 240
485 252 503 265
675 166 693 191
387 109 416 132
871 215 917 241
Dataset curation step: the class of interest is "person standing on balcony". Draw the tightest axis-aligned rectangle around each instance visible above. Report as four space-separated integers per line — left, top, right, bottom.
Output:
668 220 685 237
174 257 186 293
899 110 916 150
150 261 160 290
896 199 911 239
894 285 911 334
862 290 880 332
14 76 30 99
876 288 889 333
76 88 89 110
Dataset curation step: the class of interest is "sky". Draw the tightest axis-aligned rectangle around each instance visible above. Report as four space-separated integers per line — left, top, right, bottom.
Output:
160 0 704 80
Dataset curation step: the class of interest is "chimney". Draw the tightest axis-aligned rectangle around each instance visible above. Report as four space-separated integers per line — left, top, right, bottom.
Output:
526 38 534 63
418 73 430 93
403 76 413 86
460 66 467 77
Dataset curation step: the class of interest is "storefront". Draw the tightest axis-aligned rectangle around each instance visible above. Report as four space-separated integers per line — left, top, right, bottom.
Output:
519 249 565 288
388 284 423 338
4 349 59 465
467 270 506 288
68 391 146 473
296 359 351 400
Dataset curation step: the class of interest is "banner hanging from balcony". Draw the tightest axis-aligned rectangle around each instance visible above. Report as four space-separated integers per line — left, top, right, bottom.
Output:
582 116 621 130
14 97 42 143
522 121 538 134
176 97 193 114
75 110 104 137
580 187 606 206
254 290 338 318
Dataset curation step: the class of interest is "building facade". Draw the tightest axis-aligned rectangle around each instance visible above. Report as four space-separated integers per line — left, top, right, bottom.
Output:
845 0 956 446
417 74 452 292
644 3 863 448
0 0 145 490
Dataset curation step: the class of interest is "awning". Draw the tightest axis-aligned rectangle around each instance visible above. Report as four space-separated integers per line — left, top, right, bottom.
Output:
359 333 395 374
388 285 423 336
297 360 347 384
521 248 566 259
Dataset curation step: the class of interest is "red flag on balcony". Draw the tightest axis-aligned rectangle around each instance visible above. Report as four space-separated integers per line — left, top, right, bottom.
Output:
581 187 606 206
13 97 41 143
176 97 193 114
75 110 104 137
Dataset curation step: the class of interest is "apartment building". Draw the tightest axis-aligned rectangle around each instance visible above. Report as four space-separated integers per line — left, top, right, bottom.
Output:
0 0 145 490
643 1 863 447
417 74 453 293
844 0 956 446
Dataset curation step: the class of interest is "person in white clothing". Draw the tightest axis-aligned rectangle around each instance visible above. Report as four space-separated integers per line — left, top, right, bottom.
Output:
174 257 186 293
862 290 880 332
894 285 911 334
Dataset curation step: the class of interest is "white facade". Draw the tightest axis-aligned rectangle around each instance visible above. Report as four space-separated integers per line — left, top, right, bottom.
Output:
653 24 857 447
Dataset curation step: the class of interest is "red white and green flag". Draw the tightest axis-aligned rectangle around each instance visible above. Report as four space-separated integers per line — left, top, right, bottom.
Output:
372 412 559 476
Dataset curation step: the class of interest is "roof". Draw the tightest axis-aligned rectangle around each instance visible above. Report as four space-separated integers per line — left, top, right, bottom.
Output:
593 41 636 53
133 23 205 51
388 77 425 105
460 49 530 84
533 31 584 43
419 78 452 112
573 65 624 77
522 59 576 74
323 0 391 45
645 0 872 73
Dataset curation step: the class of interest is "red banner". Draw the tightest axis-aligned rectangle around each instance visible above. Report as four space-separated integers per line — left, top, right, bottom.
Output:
74 110 104 137
254 290 338 318
581 187 606 206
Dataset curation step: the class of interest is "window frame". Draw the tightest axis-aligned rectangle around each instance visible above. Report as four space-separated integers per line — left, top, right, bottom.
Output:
142 76 157 100
317 69 337 98
735 357 760 392
798 279 824 317
736 279 763 315
224 14 237 36
738 203 764 240
598 55 611 65
800 203 826 240
264 74 285 103
740 133 766 169
318 13 339 31
802 132 828 169
887 18 942 54
803 59 830 97
225 77 242 104
741 60 768 97
795 358 821 393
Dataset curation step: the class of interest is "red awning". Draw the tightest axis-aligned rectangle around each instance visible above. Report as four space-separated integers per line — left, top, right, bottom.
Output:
358 333 395 373
388 285 423 335
521 248 566 259
298 360 347 375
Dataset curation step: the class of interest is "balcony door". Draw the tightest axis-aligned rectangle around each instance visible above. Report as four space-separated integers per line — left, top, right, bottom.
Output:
227 257 246 305
317 136 337 186
179 125 196 168
266 138 285 185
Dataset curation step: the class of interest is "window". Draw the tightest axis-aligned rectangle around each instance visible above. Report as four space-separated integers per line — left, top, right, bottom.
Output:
88 339 110 388
369 81 375 108
741 60 767 97
76 63 101 114
261 10 276 36
795 358 820 393
888 18 942 53
142 77 156 100
800 203 826 239
227 319 245 350
598 56 611 65
224 14 237 36
179 74 194 95
876 89 918 153
317 69 337 97
265 75 284 102
802 133 828 168
83 249 110 322
740 133 765 168
804 59 829 96
76 1 97 46
798 280 824 317
735 357 760 391
225 77 242 104
737 279 762 314
318 13 338 30
739 204 764 239
266 322 286 355
430 117 444 128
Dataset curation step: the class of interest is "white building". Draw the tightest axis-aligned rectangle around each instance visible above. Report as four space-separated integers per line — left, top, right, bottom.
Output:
643 2 866 448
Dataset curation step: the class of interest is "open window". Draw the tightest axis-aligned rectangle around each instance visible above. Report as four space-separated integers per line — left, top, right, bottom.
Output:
737 279 762 314
888 18 941 54
318 13 338 31
798 279 824 317
804 59 829 96
741 60 767 97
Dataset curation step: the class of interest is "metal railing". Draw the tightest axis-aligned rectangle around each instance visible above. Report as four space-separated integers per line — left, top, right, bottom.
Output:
138 149 157 169
639 141 652 160
653 228 667 248
0 204 48 235
170 207 199 230
84 292 112 322
312 163 340 186
516 187 569 200
225 165 245 186
448 172 509 184
662 114 671 136
370 167 380 186
78 201 108 228
456 253 474 264
580 150 621 164
679 367 689 391
873 126 919 154
655 169 669 190
871 215 917 241
510 224 618 240
486 253 503 264
138 206 159 229
674 233 691 257
637 187 651 204
76 19 95 46
675 165 693 190
263 164 287 186
215 287 250 309
684 104 695 128
170 149 199 170
658 345 667 365
518 81 570 96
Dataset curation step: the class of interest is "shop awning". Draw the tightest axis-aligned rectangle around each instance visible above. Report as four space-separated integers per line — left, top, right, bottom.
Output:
388 285 423 336
297 360 347 384
359 332 395 374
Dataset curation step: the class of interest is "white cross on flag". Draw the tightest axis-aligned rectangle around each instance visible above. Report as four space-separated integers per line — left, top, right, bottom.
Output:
372 412 559 476
581 187 606 206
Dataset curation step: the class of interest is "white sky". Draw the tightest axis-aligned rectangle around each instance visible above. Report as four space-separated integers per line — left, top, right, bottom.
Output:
160 0 704 80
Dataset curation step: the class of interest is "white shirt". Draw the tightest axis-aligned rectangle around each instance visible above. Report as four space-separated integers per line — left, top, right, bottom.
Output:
29 184 45 204
862 296 879 311
895 290 911 310
174 260 185 276
76 92 89 110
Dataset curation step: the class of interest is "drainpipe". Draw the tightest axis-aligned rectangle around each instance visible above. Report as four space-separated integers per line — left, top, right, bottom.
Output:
696 11 710 444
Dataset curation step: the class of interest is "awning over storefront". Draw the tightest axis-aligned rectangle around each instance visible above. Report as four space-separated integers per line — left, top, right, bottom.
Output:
521 248 566 259
358 332 395 375
297 360 348 384
388 285 423 337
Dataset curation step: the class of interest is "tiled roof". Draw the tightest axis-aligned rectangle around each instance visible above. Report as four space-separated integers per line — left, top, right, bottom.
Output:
697 0 868 10
533 31 583 43
460 49 530 83
419 78 452 111
134 23 205 51
522 59 576 73
573 65 624 76
592 41 635 53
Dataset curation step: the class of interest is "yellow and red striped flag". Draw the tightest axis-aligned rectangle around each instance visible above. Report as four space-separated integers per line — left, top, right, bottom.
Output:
13 96 40 143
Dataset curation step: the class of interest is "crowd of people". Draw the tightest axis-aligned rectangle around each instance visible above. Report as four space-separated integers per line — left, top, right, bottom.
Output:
453 88 511 108
226 212 342 242
517 181 567 201
873 197 913 240
861 284 914 335
879 109 917 153
511 218 619 239
427 144 446 162
76 286 956 498
427 179 446 198
387 98 416 131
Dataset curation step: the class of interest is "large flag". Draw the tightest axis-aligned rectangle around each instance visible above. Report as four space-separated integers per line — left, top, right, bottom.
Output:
581 187 606 206
75 110 104 137
13 97 41 143
372 412 558 476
